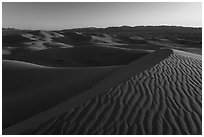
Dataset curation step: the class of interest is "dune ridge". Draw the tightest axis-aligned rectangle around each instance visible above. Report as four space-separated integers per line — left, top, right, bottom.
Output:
3 49 202 135
172 49 202 60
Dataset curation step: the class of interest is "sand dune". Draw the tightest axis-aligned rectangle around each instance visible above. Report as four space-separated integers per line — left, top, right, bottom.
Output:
3 27 202 55
91 34 123 45
2 48 11 55
3 49 201 135
22 30 73 50
3 60 53 69
1 49 168 134
3 45 150 67
17 50 201 135
2 45 151 128
3 60 120 128
3 29 73 54
172 49 202 60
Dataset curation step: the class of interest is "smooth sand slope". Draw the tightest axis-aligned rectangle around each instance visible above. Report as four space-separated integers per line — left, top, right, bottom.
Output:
3 60 53 69
3 45 150 67
2 49 167 133
3 49 202 135
3 45 150 129
3 60 120 128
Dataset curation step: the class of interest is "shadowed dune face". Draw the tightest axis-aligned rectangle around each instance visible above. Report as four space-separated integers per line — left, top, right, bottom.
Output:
21 53 202 135
2 60 52 69
114 35 148 44
3 61 120 128
3 45 150 67
3 35 30 45
52 31 92 46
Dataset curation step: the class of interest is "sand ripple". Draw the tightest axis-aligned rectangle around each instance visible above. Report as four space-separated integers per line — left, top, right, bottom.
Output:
21 54 202 134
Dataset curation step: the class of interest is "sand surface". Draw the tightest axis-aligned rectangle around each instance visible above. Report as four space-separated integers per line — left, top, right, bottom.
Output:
4 45 150 67
27 53 202 134
3 60 53 69
3 61 120 128
3 27 202 135
3 49 202 135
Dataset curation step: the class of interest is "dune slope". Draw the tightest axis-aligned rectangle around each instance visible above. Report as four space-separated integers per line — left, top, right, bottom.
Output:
3 45 150 67
3 61 120 128
3 49 170 134
3 49 202 135
23 51 202 135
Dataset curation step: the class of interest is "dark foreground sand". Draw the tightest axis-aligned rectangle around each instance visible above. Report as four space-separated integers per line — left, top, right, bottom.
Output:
3 49 202 135
3 61 121 128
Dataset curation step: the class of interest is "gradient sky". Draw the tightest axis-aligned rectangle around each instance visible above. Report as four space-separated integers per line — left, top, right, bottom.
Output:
2 2 202 30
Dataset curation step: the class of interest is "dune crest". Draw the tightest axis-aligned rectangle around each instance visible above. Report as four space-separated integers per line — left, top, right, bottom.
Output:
172 49 202 60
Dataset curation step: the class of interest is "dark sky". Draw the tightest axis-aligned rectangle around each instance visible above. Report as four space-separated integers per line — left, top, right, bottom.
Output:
2 2 202 30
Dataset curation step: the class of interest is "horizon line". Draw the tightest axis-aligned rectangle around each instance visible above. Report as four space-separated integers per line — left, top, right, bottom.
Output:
2 25 202 31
